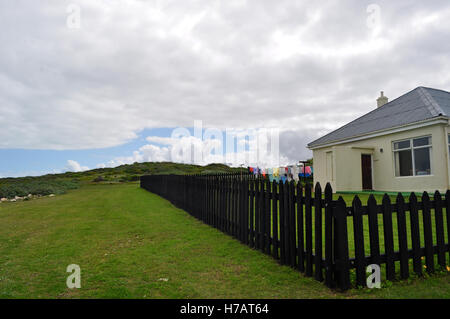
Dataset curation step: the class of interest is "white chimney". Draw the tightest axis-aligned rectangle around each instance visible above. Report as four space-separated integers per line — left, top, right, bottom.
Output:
377 91 389 108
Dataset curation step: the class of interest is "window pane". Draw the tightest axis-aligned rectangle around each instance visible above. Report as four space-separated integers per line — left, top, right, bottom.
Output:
394 140 410 150
414 148 431 175
413 137 431 147
448 134 450 144
395 150 413 176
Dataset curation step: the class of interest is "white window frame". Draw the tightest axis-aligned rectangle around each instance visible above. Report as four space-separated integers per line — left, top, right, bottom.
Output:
392 135 433 177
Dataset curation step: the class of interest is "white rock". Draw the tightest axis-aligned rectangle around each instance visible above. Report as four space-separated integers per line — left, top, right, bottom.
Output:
0 198 7 202
49 194 55 197
10 199 16 202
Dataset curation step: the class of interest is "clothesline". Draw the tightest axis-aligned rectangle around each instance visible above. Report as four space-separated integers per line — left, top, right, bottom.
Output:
248 165 313 182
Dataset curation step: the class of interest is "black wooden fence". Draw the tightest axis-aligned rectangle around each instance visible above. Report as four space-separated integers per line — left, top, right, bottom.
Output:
140 173 450 291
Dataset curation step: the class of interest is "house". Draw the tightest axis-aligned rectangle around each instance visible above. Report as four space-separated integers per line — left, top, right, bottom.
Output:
307 87 450 193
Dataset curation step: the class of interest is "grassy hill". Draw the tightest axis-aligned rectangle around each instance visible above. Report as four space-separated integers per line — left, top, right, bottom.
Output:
0 162 243 199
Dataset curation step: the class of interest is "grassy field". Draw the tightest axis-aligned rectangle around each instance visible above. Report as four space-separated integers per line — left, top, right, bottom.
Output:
0 183 449 298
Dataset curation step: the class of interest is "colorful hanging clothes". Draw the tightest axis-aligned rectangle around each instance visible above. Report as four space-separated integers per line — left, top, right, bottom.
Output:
299 166 313 177
292 166 300 181
268 168 274 182
274 168 280 182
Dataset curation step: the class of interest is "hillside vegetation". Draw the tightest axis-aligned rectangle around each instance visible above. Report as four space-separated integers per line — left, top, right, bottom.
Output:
0 162 242 199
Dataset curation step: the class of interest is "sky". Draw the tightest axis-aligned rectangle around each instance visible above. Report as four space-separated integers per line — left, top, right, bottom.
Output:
1 0 450 177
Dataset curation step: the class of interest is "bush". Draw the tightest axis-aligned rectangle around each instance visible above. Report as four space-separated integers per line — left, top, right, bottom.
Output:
0 179 79 199
93 176 105 183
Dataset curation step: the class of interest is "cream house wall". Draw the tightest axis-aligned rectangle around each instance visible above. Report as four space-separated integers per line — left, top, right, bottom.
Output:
446 124 450 189
313 123 450 193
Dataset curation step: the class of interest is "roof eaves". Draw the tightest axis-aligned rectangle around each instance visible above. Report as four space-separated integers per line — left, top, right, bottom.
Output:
307 115 449 149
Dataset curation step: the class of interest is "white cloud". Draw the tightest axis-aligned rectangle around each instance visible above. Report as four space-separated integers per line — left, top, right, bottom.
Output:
99 128 294 169
0 1 449 152
65 160 89 172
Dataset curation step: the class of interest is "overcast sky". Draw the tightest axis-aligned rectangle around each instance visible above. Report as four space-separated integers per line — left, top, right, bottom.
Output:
1 0 450 177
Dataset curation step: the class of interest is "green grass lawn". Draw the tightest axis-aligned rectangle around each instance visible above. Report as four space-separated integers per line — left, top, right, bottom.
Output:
0 183 449 298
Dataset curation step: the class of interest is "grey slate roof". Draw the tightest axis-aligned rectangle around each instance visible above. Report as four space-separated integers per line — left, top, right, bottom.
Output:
308 87 450 148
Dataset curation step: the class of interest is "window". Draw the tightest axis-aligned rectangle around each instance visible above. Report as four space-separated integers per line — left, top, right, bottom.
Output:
394 136 432 176
448 134 450 157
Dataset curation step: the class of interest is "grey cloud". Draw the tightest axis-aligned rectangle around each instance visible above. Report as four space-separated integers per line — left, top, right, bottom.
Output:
0 0 449 154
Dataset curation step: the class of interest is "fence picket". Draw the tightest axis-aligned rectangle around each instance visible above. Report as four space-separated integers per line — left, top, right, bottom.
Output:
272 180 279 259
352 196 366 287
382 194 395 281
409 193 422 275
260 178 267 253
396 193 409 280
334 197 350 291
367 195 381 267
314 183 323 282
244 178 249 245
283 181 291 265
279 180 286 264
422 192 434 273
297 182 305 272
255 179 261 250
249 179 255 248
266 179 272 254
304 183 313 277
324 183 334 287
434 191 446 268
446 191 450 264
288 181 296 267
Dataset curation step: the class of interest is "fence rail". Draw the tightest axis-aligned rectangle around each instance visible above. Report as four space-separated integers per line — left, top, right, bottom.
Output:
140 173 450 291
